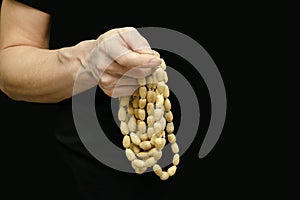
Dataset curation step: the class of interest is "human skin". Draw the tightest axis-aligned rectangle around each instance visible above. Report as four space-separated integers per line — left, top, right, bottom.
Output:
0 0 160 103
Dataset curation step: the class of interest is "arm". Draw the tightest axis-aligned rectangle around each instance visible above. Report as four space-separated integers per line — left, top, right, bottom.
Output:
0 0 161 103
0 0 85 103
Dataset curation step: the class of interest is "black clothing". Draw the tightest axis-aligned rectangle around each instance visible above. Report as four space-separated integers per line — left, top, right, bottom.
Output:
1 1 220 199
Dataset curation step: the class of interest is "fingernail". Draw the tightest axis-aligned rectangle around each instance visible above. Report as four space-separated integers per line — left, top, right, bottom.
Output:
147 57 161 66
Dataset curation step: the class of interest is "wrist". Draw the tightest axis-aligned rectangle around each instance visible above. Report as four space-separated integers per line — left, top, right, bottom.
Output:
57 40 98 94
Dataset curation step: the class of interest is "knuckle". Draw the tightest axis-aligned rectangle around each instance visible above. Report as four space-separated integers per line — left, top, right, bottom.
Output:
125 67 144 78
120 27 137 34
99 77 112 88
116 56 128 66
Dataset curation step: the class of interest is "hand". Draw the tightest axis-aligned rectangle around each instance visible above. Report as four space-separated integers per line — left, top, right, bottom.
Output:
74 27 161 97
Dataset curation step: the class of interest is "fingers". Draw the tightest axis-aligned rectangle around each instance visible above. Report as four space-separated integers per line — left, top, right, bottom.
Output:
100 70 162 97
106 61 158 79
103 85 139 98
97 27 161 70
152 49 160 58
99 73 138 89
95 27 162 98
123 66 157 79
116 51 161 70
117 27 153 54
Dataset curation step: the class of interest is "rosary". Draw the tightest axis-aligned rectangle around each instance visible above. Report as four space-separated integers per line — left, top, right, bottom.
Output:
118 52 179 180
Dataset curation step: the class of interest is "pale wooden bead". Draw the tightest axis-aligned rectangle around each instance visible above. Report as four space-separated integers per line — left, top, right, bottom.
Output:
139 141 152 151
151 83 157 90
124 114 130 123
152 74 158 85
154 130 163 138
119 56 180 178
128 104 134 115
157 82 165 94
128 116 136 132
165 111 173 123
122 135 131 148
155 68 165 82
131 160 138 170
160 58 166 70
154 138 166 150
152 73 159 84
153 149 162 160
137 121 146 134
154 89 160 98
163 85 170 98
153 50 160 58
155 104 164 110
154 108 164 121
139 86 147 99
147 115 155 127
161 130 166 138
125 149 136 161
132 96 139 108
130 132 141 145
145 157 157 168
134 108 139 119
146 75 153 84
146 91 156 103
147 127 155 139
135 167 147 174
120 121 129 135
167 166 177 177
119 96 130 106
153 164 163 176
138 109 146 121
164 98 171 111
171 143 179 154
150 135 156 146
173 153 180 166
152 90 157 101
132 159 145 168
132 144 140 154
146 76 153 89
156 94 164 106
118 106 127 121
139 133 148 141
147 148 157 157
159 117 166 131
132 89 139 97
166 122 174 134
154 122 163 133
147 103 155 115
164 71 168 83
138 77 146 86
146 84 152 90
160 171 169 180
137 152 149 159
167 133 176 144
139 98 146 109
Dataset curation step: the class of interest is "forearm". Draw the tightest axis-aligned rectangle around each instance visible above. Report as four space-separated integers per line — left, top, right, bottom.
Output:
0 45 87 103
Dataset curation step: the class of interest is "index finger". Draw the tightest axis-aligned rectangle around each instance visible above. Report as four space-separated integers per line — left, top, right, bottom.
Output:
116 51 161 69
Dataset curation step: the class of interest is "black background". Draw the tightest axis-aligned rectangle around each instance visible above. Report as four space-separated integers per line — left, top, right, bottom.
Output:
1 1 295 199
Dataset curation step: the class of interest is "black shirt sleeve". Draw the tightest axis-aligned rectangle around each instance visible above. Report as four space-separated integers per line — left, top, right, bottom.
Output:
15 0 57 14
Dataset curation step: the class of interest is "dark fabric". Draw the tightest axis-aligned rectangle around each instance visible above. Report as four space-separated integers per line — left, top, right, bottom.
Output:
2 1 278 200
14 0 57 14
2 0 230 199
2 1 182 199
